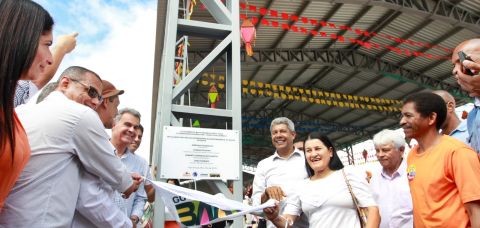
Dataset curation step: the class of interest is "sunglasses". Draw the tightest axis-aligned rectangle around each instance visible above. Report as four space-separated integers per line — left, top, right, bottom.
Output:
68 78 103 102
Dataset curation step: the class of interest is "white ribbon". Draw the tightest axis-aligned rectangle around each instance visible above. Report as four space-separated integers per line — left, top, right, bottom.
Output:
147 179 275 227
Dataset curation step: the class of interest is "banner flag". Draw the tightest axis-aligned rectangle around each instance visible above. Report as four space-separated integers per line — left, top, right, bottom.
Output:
148 180 275 227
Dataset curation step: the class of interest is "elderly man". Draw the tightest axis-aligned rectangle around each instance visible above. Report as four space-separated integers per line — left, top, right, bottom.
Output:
0 66 140 227
252 117 309 228
112 108 149 226
452 38 480 152
400 92 480 228
370 129 413 228
73 79 133 228
432 90 468 143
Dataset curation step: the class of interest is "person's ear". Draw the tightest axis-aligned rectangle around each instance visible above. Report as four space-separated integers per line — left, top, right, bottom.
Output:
100 98 108 109
57 77 70 92
428 112 437 127
447 101 455 113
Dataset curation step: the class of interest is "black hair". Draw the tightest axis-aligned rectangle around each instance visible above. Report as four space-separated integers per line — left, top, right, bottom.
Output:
304 132 344 177
166 178 180 186
403 92 447 130
0 0 53 159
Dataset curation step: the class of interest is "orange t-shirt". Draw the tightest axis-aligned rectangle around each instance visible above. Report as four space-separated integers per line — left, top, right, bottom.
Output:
407 135 480 228
0 111 30 210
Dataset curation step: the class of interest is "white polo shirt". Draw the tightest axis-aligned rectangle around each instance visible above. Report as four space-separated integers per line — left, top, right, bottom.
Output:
252 148 309 228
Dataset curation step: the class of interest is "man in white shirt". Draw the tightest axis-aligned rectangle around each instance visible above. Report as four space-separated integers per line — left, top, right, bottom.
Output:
0 66 140 227
73 79 133 228
111 108 149 226
129 124 155 203
370 129 413 228
252 117 309 228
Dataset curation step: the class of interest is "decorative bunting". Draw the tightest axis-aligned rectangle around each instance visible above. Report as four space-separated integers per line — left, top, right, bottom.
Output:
239 14 450 60
192 120 201 127
207 85 220 108
196 73 401 113
197 3 451 58
240 19 256 56
238 3 452 54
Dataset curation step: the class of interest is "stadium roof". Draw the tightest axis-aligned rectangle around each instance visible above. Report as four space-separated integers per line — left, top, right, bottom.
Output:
154 0 480 160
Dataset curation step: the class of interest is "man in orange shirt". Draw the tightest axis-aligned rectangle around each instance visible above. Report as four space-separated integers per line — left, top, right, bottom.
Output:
400 92 480 228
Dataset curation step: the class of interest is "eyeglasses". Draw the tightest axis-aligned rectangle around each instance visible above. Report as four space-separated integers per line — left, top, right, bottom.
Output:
68 78 103 102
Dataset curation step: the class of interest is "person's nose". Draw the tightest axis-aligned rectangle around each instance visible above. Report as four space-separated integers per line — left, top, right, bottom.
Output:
452 64 462 78
91 98 101 109
377 151 384 157
128 126 136 134
45 50 53 66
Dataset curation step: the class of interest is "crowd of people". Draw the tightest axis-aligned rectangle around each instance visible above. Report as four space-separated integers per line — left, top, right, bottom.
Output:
2 0 480 228
0 0 156 227
252 40 480 227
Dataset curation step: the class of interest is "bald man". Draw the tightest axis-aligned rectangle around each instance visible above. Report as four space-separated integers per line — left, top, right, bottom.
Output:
452 39 480 153
432 90 468 144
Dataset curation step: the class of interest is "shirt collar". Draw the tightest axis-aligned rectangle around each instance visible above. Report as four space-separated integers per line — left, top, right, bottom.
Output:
45 91 65 102
272 147 303 160
380 158 407 179
475 97 480 107
117 148 133 159
451 120 468 135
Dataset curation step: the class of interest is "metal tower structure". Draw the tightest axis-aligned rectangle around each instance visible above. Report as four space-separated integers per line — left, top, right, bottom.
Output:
152 0 243 227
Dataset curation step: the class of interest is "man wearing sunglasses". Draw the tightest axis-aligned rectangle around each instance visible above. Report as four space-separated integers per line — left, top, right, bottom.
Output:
0 66 141 227
73 79 135 228
64 75 104 110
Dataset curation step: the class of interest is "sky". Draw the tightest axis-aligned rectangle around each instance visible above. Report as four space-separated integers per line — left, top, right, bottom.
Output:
34 0 158 161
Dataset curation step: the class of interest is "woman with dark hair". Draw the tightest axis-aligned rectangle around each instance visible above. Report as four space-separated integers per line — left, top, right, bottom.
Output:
264 132 380 228
0 0 53 210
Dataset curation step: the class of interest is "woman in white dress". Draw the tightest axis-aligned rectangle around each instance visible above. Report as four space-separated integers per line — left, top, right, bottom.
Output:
263 132 380 228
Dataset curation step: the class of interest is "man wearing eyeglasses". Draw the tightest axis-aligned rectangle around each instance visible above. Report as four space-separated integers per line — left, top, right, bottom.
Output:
64 75 104 110
0 66 141 227
432 90 469 144
73 79 134 228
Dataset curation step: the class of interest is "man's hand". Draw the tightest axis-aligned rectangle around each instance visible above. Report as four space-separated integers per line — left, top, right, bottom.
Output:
457 53 480 97
263 203 279 221
130 215 139 228
122 173 142 198
131 172 142 182
261 186 286 203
